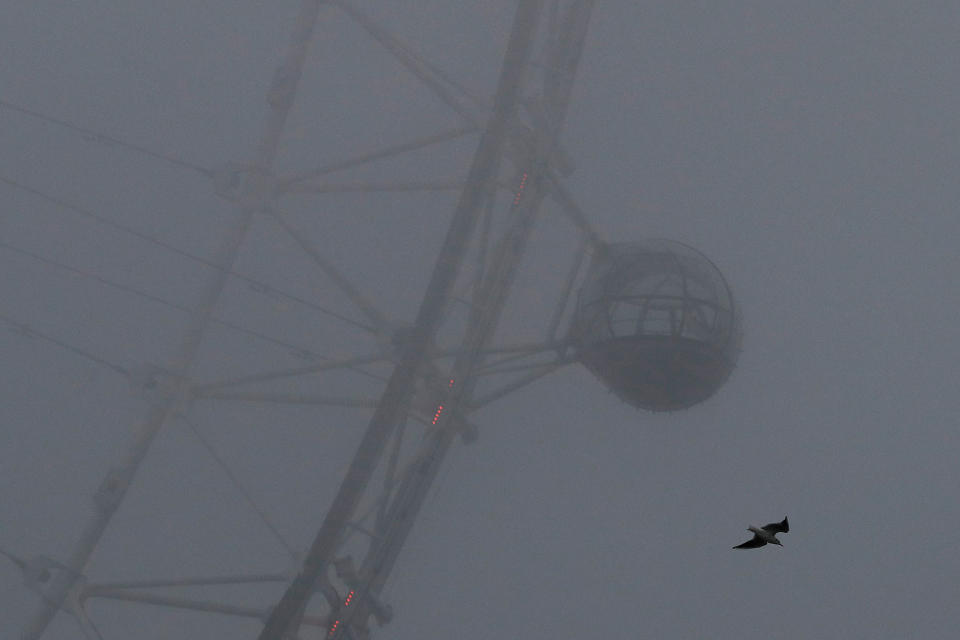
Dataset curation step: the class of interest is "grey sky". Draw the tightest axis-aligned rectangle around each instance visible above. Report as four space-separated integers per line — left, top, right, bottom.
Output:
3 2 960 638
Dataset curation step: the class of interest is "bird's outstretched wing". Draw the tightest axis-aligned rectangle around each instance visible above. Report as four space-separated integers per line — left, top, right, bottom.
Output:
762 516 789 534
733 534 766 549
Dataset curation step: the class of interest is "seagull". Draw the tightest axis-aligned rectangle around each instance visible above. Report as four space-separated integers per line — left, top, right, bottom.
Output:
733 516 789 549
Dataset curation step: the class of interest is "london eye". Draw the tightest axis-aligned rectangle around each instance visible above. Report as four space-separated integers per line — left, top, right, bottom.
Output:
1 2 740 638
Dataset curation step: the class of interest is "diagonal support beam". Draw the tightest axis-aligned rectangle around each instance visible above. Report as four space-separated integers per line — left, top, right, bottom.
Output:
256 2 544 637
329 5 595 638
270 209 392 332
83 589 330 627
333 0 481 124
83 574 287 592
192 353 387 394
201 391 379 408
277 126 477 190
20 2 329 638
470 359 573 408
285 180 465 194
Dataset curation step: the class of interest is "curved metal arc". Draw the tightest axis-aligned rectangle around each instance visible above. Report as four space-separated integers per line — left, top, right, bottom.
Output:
20 0 328 637
333 5 597 634
257 2 545 637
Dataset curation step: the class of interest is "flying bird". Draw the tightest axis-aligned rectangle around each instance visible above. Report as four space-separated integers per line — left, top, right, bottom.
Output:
732 516 789 549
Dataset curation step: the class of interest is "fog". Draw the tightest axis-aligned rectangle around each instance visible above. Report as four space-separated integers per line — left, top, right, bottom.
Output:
3 2 959 638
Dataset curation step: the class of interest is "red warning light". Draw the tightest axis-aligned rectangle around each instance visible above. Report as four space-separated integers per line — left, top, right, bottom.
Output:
448 378 455 388
432 404 444 425
327 620 340 637
513 172 529 205
344 590 355 607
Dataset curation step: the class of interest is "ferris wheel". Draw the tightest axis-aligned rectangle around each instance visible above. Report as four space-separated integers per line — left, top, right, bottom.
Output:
1 2 739 638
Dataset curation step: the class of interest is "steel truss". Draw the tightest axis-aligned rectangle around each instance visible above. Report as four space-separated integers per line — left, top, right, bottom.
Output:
8 1 601 638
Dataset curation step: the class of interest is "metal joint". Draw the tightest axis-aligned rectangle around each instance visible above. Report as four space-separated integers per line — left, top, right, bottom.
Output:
22 555 85 606
213 163 278 207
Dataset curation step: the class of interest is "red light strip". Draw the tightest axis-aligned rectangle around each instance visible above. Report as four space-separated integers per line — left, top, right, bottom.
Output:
513 172 529 205
327 589 357 638
448 378 455 388
432 404 444 425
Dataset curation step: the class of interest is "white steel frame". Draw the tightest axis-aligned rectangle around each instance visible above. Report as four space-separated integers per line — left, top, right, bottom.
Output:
4 2 604 638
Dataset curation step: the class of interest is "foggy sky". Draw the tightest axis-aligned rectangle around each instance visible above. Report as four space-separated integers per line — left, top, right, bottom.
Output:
3 2 960 638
